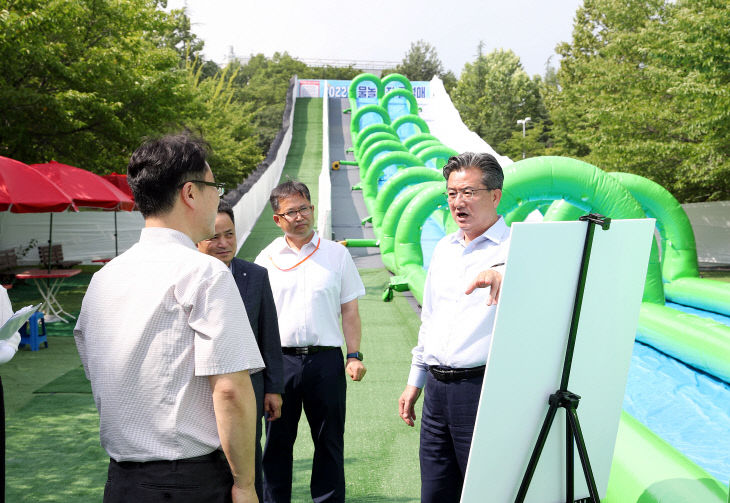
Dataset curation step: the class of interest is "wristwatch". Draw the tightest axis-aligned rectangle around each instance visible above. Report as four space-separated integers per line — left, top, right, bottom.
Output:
346 351 364 361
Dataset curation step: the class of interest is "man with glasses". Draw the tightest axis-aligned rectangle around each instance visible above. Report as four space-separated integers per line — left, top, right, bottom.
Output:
254 180 366 503
398 152 510 503
75 133 264 503
197 200 284 501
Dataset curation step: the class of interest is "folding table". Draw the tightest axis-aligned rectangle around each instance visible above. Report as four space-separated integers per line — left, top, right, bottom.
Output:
15 268 82 323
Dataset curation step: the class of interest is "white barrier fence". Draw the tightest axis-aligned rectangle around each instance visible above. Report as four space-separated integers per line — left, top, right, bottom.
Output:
233 78 298 251
683 201 730 265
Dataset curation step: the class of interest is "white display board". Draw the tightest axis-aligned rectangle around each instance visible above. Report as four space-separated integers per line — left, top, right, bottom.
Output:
462 219 655 503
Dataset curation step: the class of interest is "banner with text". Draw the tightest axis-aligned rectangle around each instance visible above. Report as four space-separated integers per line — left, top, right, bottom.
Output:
297 79 430 102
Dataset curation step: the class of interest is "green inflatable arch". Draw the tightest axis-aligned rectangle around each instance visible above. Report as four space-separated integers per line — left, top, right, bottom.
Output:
409 140 442 156
379 88 419 118
403 133 441 150
373 167 444 234
379 184 425 272
352 123 397 153
541 199 586 223
500 156 664 304
348 73 384 110
362 152 424 213
356 131 399 161
417 145 458 170
504 200 544 225
608 172 698 281
403 133 439 150
393 183 449 302
358 140 407 179
391 114 430 139
608 172 730 317
350 105 390 140
381 73 413 93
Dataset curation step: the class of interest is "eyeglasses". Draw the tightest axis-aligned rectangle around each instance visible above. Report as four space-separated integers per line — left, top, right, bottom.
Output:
276 205 313 220
446 188 491 201
178 180 226 197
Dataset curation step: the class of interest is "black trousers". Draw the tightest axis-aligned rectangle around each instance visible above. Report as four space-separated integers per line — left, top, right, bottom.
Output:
262 348 346 503
419 371 483 503
251 369 265 501
104 452 233 503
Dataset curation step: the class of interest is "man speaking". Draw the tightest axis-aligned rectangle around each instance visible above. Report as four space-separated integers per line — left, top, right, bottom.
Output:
398 152 510 503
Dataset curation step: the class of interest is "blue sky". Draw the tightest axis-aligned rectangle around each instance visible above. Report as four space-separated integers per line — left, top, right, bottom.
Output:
167 0 583 77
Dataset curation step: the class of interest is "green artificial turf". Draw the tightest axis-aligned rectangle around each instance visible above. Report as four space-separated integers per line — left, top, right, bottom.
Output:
5 394 107 502
34 365 90 394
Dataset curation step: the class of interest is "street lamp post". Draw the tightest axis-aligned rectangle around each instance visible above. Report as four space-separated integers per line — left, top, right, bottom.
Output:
516 117 532 159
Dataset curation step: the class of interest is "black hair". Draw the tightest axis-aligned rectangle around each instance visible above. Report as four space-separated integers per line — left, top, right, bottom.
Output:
269 180 311 213
442 152 504 190
217 200 234 224
127 132 210 218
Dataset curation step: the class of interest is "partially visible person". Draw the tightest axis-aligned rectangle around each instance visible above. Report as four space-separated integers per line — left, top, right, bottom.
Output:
74 132 264 503
198 200 284 501
0 287 21 503
255 180 366 503
398 152 510 503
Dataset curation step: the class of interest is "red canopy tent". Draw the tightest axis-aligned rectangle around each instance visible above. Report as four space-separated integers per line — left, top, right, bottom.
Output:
0 156 77 271
30 161 135 257
101 173 134 201
0 156 75 213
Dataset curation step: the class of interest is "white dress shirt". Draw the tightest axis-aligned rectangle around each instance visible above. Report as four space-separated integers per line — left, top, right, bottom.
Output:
75 227 264 462
408 217 511 388
255 231 365 347
0 288 21 364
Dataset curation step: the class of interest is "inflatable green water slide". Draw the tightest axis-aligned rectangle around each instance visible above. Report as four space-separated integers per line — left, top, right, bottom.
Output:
341 72 730 502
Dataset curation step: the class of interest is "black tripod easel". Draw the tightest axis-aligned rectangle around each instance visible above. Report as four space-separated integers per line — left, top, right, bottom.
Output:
515 213 611 503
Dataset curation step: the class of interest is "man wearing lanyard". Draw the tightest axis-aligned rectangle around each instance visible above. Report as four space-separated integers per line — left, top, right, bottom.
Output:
255 180 366 503
398 152 510 503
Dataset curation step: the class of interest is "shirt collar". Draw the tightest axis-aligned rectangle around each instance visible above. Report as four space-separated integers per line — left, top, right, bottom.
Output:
274 230 319 254
449 216 508 247
139 227 197 250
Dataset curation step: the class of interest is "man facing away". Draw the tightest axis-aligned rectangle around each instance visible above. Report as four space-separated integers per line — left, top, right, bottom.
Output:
74 133 264 503
254 180 367 503
198 200 284 501
398 152 510 503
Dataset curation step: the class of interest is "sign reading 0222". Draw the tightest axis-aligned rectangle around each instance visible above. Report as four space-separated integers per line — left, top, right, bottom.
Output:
328 85 349 98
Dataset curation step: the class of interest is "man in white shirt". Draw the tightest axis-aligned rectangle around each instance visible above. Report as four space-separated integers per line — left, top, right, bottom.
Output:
254 181 366 503
74 133 264 503
398 152 510 503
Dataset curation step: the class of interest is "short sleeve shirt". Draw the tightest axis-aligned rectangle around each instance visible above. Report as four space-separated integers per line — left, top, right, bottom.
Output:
74 227 264 461
255 231 365 347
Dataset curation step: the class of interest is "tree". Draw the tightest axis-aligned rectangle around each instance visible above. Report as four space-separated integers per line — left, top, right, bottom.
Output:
0 0 194 172
452 46 548 154
393 40 456 92
184 62 262 187
548 0 729 201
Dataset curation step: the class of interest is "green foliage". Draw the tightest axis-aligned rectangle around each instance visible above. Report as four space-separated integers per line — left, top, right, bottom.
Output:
391 39 456 92
500 122 549 160
394 40 445 81
0 0 194 173
548 0 729 202
452 45 549 154
184 61 262 187
230 53 307 154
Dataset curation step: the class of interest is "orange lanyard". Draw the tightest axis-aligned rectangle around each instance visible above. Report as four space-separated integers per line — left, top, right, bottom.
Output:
269 237 321 271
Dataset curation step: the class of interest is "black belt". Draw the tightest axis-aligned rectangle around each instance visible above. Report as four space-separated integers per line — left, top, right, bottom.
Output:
281 346 339 356
112 450 224 469
429 365 486 382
